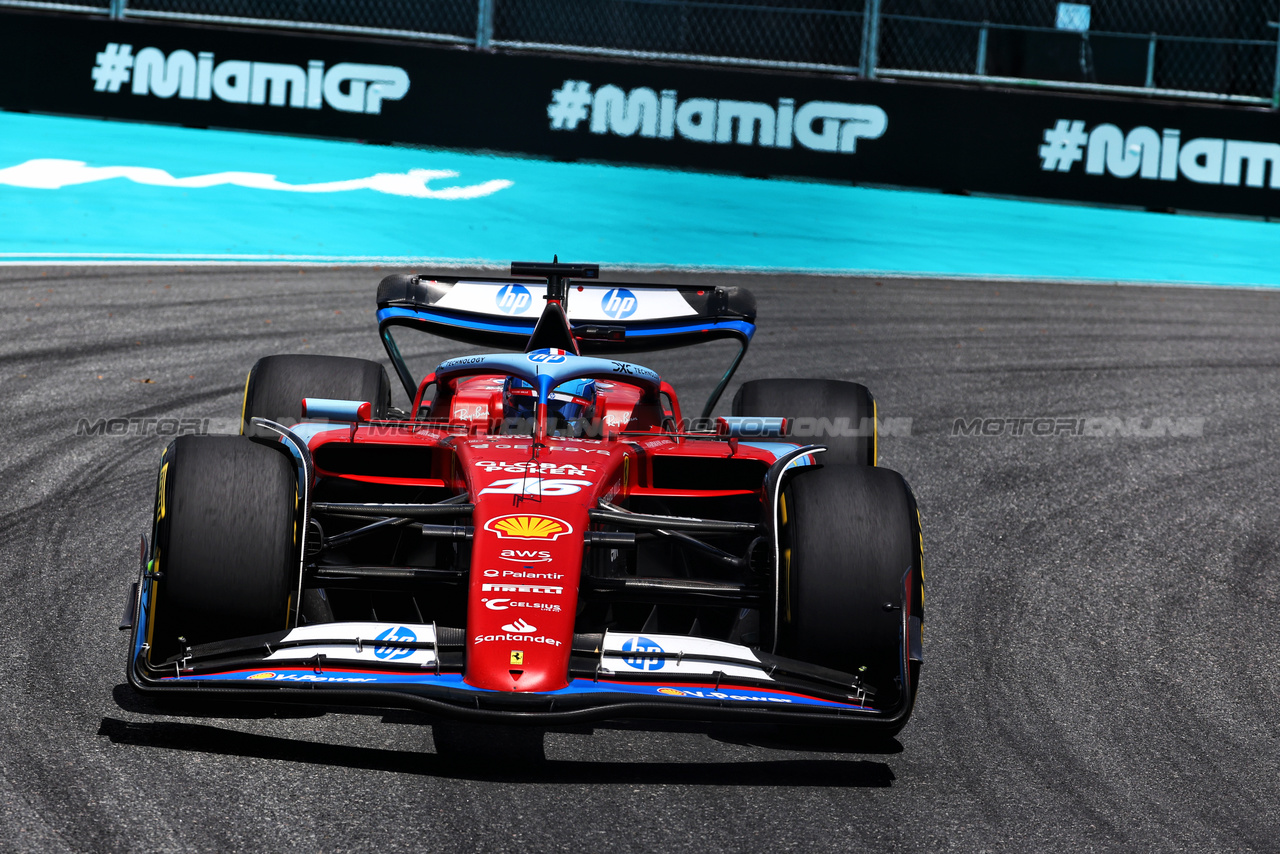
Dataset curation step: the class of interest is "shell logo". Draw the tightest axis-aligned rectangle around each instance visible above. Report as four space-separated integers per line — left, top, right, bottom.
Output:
657 687 686 697
248 672 276 680
484 514 573 541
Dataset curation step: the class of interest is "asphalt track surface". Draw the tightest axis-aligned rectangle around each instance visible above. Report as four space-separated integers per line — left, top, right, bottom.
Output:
2 265 1279 853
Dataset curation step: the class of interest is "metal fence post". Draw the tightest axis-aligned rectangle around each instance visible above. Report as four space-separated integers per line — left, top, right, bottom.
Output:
975 21 988 76
1144 33 1156 88
476 0 494 49
109 0 127 20
860 0 881 79
1273 20 1280 107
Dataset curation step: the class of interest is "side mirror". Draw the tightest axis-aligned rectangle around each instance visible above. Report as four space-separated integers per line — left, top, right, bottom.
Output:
301 398 372 423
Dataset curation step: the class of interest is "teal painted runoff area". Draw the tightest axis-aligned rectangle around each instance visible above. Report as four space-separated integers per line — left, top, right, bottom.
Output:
1 109 1278 286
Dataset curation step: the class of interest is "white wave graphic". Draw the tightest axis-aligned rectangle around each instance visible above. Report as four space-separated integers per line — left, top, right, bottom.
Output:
0 158 512 199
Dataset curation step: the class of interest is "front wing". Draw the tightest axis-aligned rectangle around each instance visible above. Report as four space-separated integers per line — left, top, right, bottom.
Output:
124 570 918 728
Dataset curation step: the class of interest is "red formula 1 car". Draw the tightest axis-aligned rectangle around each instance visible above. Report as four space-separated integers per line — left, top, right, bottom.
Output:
124 261 924 732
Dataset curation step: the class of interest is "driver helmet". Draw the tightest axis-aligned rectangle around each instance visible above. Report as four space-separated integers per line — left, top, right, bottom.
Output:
501 376 598 435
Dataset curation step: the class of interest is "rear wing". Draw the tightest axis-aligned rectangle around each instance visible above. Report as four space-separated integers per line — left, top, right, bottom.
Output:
375 269 757 416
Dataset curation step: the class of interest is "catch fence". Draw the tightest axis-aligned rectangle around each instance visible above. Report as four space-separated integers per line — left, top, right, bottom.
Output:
9 0 1280 104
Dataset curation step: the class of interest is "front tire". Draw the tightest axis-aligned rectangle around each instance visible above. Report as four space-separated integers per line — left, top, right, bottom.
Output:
241 354 391 434
778 463 923 723
148 435 299 663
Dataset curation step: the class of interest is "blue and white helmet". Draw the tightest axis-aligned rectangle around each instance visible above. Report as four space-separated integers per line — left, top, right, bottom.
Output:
501 376 598 434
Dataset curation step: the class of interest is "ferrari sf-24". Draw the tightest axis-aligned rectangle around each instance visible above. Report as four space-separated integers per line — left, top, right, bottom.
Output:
123 261 925 733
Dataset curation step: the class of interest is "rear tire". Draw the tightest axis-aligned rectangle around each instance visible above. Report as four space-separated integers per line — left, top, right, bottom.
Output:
148 435 299 663
779 463 923 721
732 379 875 465
241 354 391 434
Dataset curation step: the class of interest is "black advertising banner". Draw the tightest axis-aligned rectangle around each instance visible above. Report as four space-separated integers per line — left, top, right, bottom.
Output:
3 9 1280 217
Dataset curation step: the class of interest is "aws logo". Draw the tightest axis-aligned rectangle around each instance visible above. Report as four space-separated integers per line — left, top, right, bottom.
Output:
499 548 552 562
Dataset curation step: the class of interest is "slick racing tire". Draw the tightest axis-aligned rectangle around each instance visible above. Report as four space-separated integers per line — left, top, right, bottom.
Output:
147 435 299 663
732 378 876 465
240 354 392 435
778 463 924 723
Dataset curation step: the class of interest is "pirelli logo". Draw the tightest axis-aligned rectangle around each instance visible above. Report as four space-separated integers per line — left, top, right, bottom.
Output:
482 583 563 595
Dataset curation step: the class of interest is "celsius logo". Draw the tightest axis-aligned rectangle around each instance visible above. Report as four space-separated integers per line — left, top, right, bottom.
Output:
601 288 637 319
373 625 416 660
496 283 533 314
621 636 665 671
548 80 886 154
91 43 409 115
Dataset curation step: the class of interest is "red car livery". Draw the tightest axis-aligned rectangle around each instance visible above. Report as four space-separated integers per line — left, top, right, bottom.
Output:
124 261 925 733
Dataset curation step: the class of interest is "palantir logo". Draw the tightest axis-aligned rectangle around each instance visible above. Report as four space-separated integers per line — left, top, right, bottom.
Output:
496 283 533 314
373 625 416 661
601 287 637 319
621 636 665 671
91 43 409 115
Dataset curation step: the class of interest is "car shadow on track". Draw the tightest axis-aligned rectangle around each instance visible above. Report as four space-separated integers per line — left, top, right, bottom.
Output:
104 689 896 787
98 716 894 787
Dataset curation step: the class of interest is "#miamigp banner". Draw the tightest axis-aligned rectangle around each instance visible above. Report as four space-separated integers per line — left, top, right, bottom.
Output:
4 9 1280 216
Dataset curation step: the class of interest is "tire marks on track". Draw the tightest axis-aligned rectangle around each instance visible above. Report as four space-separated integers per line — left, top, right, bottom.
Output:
2 267 1280 852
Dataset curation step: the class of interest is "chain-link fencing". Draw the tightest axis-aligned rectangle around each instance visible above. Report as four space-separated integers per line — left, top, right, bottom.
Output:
491 0 867 70
121 0 476 41
878 0 1280 102
7 0 1280 103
